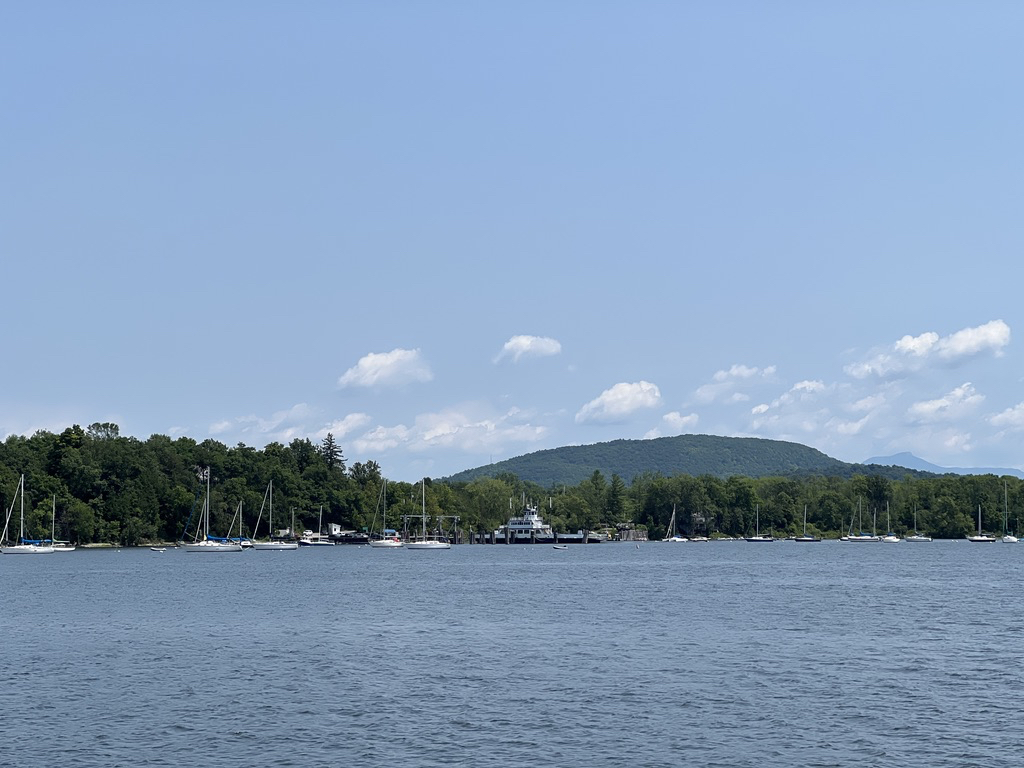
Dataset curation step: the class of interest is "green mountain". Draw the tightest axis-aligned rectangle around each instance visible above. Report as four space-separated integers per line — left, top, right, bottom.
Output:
444 434 925 486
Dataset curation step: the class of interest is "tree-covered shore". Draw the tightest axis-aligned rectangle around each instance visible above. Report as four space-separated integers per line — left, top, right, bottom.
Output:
1 423 1019 545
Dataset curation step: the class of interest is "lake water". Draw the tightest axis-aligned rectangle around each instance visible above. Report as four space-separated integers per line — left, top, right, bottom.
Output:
4 540 1024 767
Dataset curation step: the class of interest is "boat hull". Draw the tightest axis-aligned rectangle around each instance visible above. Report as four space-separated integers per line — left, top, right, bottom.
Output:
405 541 451 550
252 541 298 550
183 541 243 552
1 545 55 554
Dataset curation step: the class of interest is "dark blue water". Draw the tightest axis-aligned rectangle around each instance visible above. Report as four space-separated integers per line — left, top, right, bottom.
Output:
4 541 1024 767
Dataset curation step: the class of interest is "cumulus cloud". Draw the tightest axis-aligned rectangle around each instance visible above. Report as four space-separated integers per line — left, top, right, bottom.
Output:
575 381 662 423
313 413 372 442
695 364 776 403
494 335 562 363
846 320 1010 379
353 424 411 454
831 415 869 435
991 403 1024 430
338 348 433 389
352 405 548 457
663 411 699 431
751 380 826 415
907 383 984 423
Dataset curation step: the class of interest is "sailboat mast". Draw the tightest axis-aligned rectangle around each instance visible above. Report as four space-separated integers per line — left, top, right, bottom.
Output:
206 468 211 539
421 479 427 539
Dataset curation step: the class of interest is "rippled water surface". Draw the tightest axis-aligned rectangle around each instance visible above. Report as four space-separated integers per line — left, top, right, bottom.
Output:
5 541 1024 767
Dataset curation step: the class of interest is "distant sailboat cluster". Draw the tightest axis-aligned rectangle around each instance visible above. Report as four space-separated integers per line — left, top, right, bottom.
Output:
0 475 75 554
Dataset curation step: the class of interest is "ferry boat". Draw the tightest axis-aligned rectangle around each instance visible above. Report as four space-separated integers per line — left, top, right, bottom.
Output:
493 504 604 544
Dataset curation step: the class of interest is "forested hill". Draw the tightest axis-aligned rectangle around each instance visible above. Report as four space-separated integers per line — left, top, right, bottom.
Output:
445 434 925 486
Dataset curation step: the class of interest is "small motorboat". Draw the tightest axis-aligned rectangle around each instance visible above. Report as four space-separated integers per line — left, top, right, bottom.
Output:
150 546 166 552
552 545 568 550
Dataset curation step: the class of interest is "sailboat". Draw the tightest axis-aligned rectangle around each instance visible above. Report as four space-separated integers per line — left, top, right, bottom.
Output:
252 480 298 550
49 496 76 551
744 505 774 542
664 504 687 542
1 475 55 554
1002 481 1017 543
298 505 335 546
49 495 76 551
966 504 997 542
405 479 450 550
794 504 820 542
905 506 932 542
183 468 243 552
881 502 901 543
847 500 880 542
368 479 403 548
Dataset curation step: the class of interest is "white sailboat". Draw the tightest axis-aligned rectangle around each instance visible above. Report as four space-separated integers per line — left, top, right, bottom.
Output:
664 504 687 542
405 479 450 550
49 495 76 551
905 505 932 542
300 505 335 546
846 500 880 542
882 502 901 543
251 480 298 550
368 479 403 548
183 468 243 552
744 505 774 542
966 504 997 542
1 475 55 554
50 495 76 551
1002 481 1017 543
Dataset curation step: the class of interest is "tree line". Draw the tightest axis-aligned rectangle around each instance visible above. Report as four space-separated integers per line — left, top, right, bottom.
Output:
1 424 1020 545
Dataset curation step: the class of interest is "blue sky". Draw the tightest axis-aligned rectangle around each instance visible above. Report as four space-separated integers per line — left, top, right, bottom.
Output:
4 2 1024 482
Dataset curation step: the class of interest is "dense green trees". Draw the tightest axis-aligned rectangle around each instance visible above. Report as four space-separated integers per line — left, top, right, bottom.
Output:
2 423 1022 545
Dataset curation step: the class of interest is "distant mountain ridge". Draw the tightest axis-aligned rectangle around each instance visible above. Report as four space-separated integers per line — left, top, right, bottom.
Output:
863 452 1024 479
444 434 933 487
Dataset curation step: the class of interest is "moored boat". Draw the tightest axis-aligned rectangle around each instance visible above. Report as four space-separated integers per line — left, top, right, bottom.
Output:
966 504 997 542
1 476 55 554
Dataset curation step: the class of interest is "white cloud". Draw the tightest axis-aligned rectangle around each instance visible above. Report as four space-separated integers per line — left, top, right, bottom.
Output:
750 380 826 415
575 381 662 423
495 335 562 363
894 331 939 356
851 394 886 413
936 320 1010 360
792 380 825 394
696 364 777 403
663 411 699 431
831 415 869 436
353 404 548 460
209 420 233 435
353 424 411 453
990 403 1024 430
846 320 1010 379
314 413 372 442
907 383 984 423
338 348 433 389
